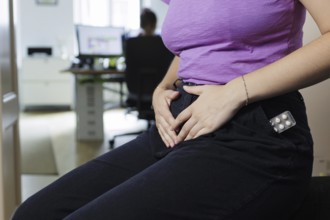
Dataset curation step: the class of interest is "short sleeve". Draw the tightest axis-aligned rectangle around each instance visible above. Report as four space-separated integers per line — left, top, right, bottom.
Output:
162 0 170 4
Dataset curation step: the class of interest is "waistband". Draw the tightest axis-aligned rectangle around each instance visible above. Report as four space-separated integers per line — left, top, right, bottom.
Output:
171 78 309 133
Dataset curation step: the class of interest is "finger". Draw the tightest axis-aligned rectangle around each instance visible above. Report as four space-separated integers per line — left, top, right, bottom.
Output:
172 107 192 131
176 116 198 142
192 127 210 139
154 106 176 128
157 126 170 147
166 130 179 148
166 90 180 99
165 90 180 105
157 116 177 147
157 121 175 147
158 124 174 148
172 107 193 142
159 112 177 134
154 105 178 146
183 85 204 95
186 117 220 140
185 125 209 141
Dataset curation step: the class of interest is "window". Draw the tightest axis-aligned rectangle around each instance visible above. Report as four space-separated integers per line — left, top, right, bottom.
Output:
110 0 140 30
73 0 110 26
73 0 140 30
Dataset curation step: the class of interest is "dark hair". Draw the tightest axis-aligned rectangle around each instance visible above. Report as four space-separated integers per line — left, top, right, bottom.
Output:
140 8 157 29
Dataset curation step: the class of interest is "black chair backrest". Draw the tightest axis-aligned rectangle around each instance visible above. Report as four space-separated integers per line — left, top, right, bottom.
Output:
124 36 174 119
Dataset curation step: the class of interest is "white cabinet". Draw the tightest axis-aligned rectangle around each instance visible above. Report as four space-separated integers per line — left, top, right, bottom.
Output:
20 57 73 109
75 78 104 140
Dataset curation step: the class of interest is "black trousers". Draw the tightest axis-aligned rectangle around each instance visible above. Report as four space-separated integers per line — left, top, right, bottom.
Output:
13 85 313 220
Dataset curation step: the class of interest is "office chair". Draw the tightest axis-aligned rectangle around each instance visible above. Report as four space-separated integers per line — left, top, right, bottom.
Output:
108 36 174 148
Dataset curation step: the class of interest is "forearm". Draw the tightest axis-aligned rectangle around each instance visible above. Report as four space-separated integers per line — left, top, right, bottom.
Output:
229 32 330 105
152 56 181 147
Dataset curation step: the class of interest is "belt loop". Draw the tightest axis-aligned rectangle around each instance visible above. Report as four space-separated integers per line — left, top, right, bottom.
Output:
173 78 201 89
173 78 200 89
173 78 182 89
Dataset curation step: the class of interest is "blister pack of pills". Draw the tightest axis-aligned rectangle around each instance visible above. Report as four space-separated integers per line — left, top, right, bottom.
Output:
269 111 296 133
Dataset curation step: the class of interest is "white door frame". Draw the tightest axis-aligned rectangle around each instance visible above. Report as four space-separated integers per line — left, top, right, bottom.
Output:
0 0 21 218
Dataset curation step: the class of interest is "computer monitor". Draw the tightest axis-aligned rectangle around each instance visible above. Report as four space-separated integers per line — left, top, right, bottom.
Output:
76 25 124 58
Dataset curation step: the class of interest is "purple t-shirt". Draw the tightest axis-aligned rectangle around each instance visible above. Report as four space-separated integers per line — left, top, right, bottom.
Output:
161 0 306 84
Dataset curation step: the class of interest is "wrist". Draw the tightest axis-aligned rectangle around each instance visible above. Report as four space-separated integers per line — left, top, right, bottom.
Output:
152 85 168 107
153 85 166 98
241 75 249 106
153 82 175 96
226 76 249 109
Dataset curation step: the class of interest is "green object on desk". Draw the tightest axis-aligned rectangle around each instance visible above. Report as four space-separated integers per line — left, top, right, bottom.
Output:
109 57 118 69
78 75 106 84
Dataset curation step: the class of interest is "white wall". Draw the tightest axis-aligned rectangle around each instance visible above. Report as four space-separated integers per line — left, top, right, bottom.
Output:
16 0 74 61
301 13 330 175
15 0 168 61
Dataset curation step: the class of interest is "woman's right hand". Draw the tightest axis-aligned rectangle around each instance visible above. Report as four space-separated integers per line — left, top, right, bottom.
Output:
152 86 180 147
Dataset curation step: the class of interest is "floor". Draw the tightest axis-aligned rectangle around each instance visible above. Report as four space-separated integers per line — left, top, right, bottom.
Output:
20 108 148 202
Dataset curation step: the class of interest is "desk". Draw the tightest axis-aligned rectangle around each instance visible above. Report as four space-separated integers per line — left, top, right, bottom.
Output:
63 68 125 140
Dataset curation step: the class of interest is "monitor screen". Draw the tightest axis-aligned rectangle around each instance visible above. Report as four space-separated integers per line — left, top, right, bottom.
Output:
76 25 124 58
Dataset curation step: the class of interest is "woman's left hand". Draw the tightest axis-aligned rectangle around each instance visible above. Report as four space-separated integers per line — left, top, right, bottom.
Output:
172 82 245 144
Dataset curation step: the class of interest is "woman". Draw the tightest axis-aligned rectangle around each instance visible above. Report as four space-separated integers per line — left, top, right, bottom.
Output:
13 0 330 219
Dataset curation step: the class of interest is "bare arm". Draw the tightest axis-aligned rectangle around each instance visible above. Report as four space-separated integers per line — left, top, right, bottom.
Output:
229 0 330 104
173 0 330 143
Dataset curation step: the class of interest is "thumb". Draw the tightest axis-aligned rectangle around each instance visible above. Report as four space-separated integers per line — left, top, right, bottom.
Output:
168 90 180 99
183 85 204 95
165 90 180 105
